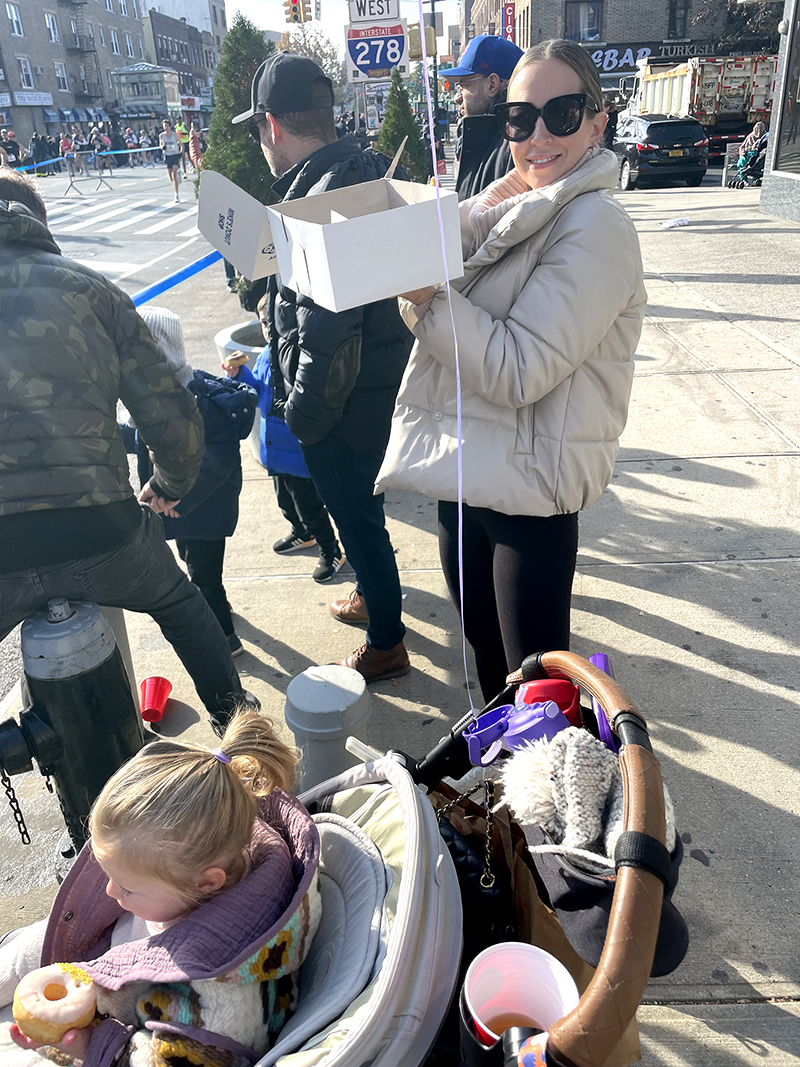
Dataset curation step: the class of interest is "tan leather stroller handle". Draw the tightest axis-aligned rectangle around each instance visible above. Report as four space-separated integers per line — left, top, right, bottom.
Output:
524 652 667 1067
507 650 647 732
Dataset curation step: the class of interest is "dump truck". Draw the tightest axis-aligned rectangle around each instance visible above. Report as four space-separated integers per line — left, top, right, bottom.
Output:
622 54 778 161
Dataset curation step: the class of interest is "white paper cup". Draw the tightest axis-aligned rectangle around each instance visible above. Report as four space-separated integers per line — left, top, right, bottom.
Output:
463 942 579 1044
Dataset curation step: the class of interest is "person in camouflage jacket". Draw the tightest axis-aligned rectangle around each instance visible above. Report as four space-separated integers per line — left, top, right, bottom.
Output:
0 172 246 730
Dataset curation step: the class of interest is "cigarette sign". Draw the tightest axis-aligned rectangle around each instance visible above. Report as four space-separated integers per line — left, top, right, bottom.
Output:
503 2 515 42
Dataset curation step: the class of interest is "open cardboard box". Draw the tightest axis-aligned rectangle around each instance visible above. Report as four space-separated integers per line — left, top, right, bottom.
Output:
266 176 464 312
197 169 280 281
198 144 463 312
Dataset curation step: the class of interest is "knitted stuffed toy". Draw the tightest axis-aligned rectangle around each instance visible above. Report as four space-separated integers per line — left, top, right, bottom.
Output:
498 727 676 875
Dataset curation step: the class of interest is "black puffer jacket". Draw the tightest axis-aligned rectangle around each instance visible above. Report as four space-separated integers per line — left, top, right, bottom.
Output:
267 135 413 453
456 100 514 202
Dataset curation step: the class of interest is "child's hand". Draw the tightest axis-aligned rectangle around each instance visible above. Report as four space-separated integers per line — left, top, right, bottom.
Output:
222 351 248 378
10 1022 92 1061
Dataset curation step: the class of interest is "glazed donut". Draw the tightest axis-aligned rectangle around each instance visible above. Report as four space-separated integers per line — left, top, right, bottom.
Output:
12 963 96 1044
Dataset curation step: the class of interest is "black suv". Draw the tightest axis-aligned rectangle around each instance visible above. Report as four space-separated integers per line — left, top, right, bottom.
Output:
612 114 708 190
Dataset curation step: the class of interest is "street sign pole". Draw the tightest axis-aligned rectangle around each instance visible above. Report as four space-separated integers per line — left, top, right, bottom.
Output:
423 0 439 146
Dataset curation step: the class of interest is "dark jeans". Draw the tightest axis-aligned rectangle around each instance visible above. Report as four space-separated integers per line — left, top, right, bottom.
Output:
0 506 242 725
302 436 404 651
273 473 338 556
175 538 233 636
438 502 579 702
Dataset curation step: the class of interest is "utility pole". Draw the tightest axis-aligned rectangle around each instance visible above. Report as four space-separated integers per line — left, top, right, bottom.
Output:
423 0 439 147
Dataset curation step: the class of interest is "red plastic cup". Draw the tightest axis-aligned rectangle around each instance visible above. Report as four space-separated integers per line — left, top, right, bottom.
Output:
139 676 172 722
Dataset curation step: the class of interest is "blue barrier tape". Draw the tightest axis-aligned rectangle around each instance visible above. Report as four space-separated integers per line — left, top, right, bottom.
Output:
16 147 162 171
131 249 222 307
16 155 68 171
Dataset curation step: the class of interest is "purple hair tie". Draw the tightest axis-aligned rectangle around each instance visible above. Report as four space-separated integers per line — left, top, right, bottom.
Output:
212 748 231 764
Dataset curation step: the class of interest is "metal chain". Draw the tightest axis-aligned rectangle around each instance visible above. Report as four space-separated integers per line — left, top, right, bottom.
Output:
434 777 497 890
480 777 496 889
0 763 31 845
435 780 484 823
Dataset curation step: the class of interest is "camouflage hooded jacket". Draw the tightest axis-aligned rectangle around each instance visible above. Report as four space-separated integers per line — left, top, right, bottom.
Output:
0 202 204 520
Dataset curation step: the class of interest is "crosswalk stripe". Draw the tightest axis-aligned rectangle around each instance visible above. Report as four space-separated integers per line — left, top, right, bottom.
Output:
99 201 182 233
175 225 200 237
58 203 146 233
49 198 129 225
137 208 198 235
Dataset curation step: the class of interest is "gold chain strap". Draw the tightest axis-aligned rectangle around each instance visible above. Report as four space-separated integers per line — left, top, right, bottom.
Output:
436 777 496 890
480 778 496 889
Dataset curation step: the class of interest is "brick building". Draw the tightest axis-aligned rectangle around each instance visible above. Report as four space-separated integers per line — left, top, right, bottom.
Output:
0 0 225 146
142 8 217 124
0 0 150 145
466 0 730 85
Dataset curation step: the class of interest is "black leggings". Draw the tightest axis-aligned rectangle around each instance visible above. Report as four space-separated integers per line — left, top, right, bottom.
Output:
438 502 579 703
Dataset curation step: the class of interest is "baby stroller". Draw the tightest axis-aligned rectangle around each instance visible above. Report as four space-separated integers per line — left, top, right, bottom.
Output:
262 650 684 1067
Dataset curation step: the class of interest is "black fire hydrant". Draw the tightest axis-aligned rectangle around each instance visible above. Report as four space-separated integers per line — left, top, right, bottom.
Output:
0 598 144 856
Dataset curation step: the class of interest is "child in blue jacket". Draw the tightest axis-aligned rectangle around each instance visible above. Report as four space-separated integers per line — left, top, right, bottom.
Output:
122 307 257 657
222 295 343 583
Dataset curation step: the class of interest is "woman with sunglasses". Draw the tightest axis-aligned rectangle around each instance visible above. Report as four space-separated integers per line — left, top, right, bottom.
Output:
378 39 647 701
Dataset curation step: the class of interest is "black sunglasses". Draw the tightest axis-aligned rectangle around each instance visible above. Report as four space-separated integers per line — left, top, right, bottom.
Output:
495 94 598 141
247 115 266 142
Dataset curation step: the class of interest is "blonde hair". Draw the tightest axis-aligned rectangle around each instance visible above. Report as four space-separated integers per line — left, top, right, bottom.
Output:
510 39 604 114
89 708 297 904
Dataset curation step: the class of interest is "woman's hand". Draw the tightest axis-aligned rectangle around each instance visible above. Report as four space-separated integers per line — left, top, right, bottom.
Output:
221 360 241 378
398 285 440 306
10 1022 92 1062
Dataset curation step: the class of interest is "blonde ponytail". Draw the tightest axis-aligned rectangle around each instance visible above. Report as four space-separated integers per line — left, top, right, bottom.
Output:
90 708 297 902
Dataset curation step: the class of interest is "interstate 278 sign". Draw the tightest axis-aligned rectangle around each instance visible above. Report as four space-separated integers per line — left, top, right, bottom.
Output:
345 21 408 81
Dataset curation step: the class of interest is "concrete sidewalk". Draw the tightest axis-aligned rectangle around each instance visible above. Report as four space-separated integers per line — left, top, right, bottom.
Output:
1 180 799 1063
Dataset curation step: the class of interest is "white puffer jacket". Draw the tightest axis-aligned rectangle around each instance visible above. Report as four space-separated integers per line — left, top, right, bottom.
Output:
376 150 647 517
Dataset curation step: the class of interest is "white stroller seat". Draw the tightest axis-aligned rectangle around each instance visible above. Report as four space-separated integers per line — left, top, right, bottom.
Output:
257 814 386 1066
275 758 463 1067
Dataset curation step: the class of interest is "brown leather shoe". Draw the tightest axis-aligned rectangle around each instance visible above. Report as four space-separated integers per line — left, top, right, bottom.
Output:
330 588 369 625
334 641 410 683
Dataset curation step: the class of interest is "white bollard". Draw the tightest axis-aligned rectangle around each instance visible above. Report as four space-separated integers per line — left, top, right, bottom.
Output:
284 665 372 790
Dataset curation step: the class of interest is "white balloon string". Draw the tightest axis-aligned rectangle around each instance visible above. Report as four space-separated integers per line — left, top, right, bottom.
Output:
416 5 474 714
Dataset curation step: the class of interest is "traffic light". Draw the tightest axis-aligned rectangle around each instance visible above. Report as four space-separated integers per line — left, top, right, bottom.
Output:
408 22 436 59
408 23 422 60
284 0 310 22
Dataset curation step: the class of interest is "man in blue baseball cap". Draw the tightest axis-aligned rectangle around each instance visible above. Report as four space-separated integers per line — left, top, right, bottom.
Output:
446 35 523 200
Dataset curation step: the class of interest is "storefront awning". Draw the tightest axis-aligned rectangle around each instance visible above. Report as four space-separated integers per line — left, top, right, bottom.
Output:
42 108 59 123
85 108 99 122
59 107 76 122
97 109 110 121
72 106 89 122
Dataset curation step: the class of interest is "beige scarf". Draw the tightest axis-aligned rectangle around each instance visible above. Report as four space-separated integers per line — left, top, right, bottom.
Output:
468 144 604 256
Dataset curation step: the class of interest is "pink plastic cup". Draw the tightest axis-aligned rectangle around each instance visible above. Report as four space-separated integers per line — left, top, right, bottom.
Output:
139 676 172 722
463 942 579 1046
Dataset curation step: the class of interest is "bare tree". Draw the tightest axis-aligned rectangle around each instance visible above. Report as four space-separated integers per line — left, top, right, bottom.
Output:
285 25 347 101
